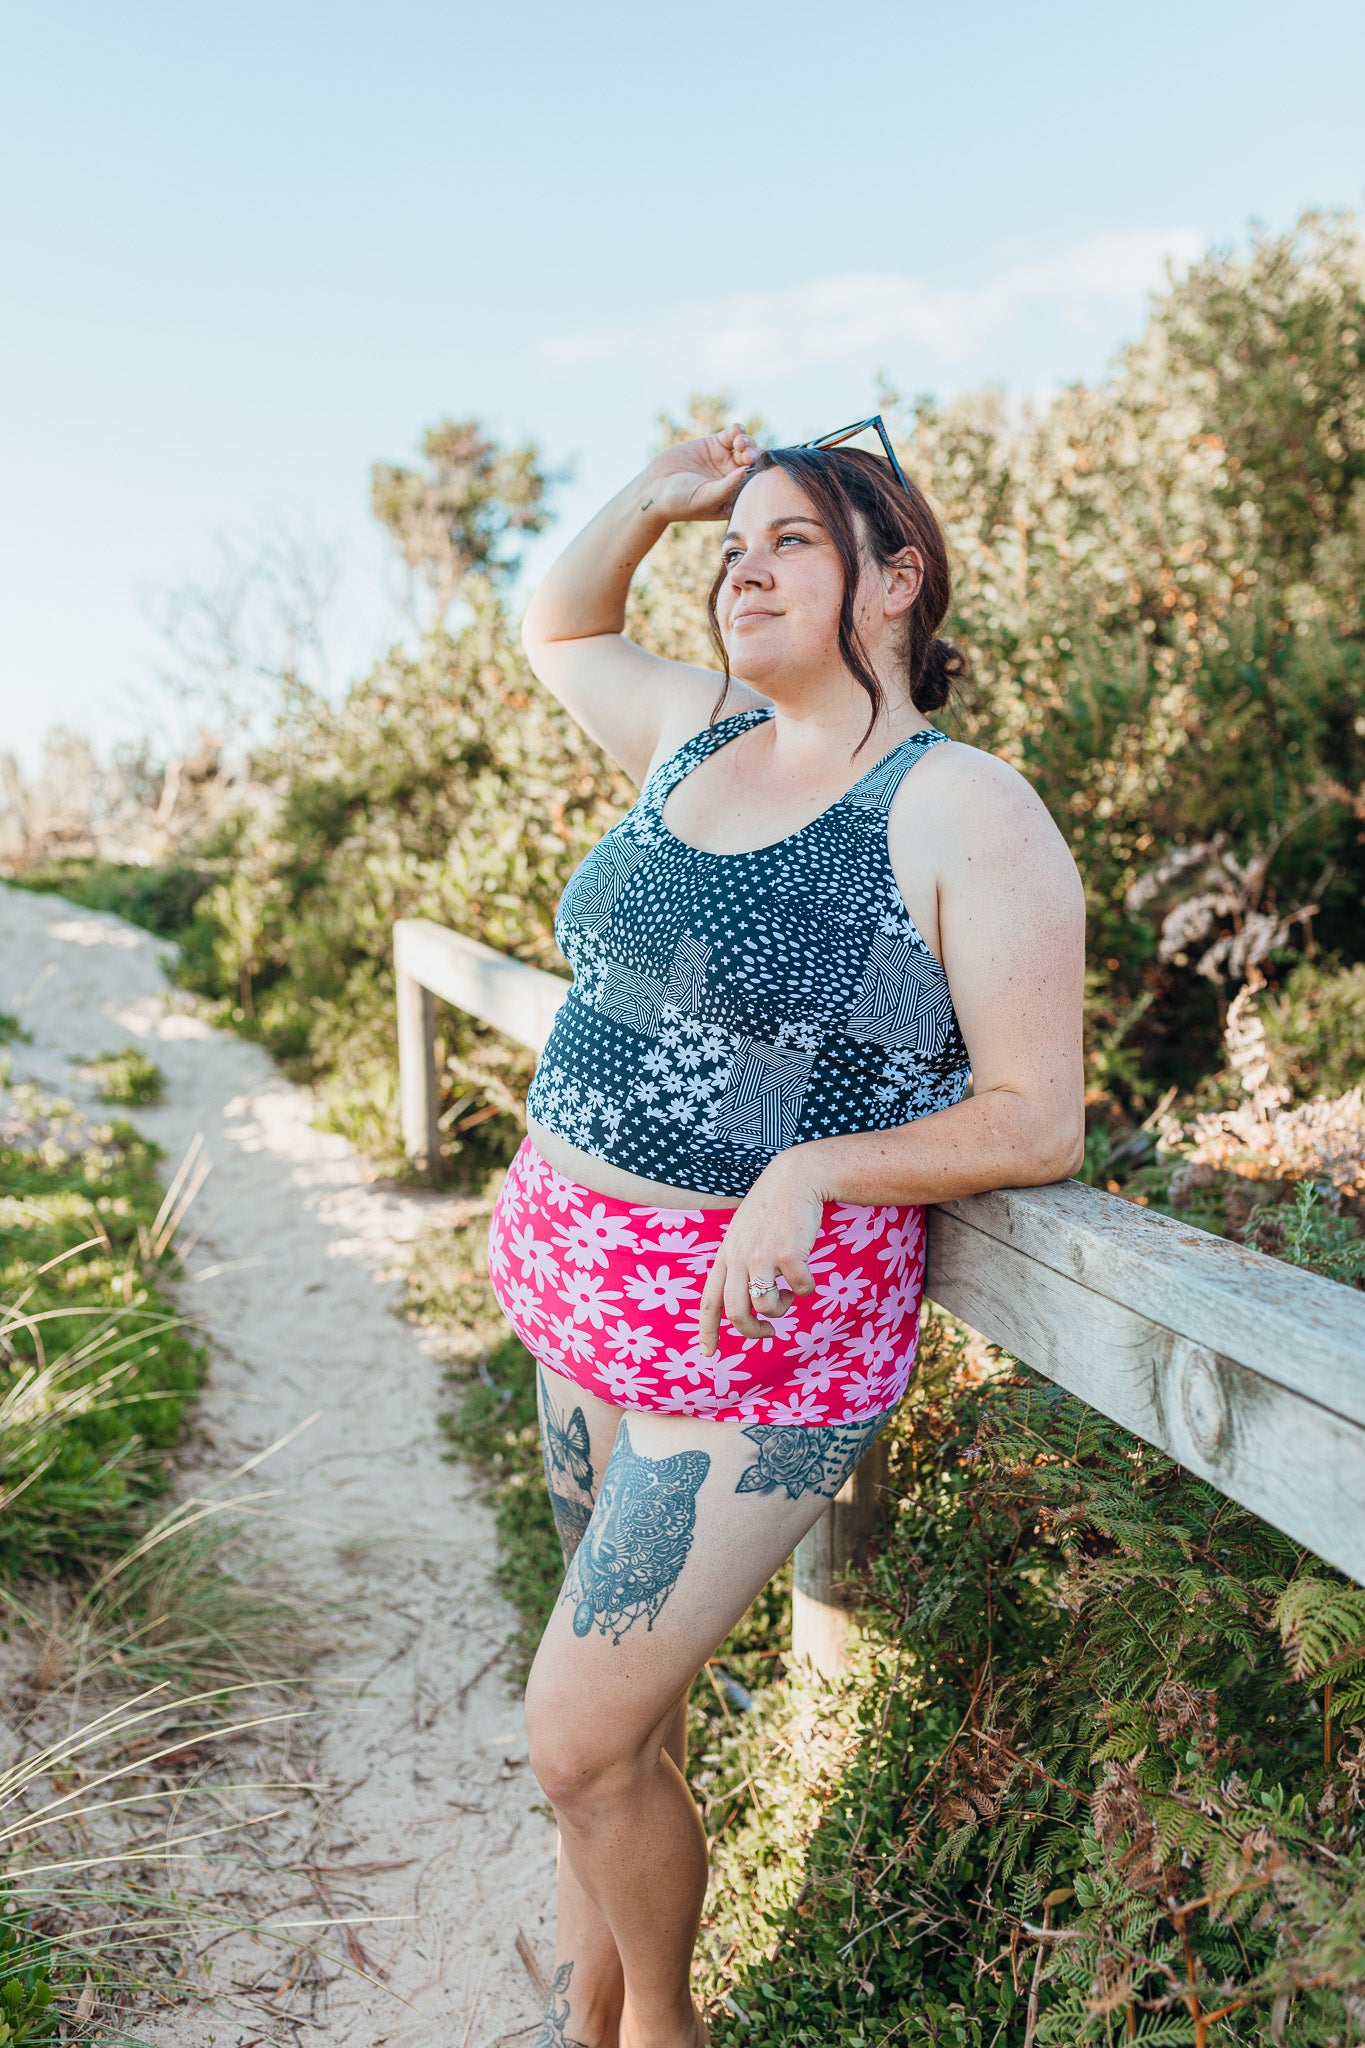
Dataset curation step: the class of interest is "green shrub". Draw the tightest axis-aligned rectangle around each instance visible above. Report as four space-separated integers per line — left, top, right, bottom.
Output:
163 591 632 1177
8 859 219 939
86 1048 165 1107
699 1314 1365 2044
0 1912 58 2047
1262 960 1365 1102
1245 1180 1365 1285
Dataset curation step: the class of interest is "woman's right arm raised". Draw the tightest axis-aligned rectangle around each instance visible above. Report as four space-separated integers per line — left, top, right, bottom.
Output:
520 425 759 786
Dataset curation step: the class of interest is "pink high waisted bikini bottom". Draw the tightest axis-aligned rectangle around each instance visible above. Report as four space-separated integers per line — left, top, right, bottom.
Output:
486 1136 925 1427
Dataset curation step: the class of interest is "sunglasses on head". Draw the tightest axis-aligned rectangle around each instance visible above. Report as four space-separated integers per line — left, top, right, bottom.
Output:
796 413 911 496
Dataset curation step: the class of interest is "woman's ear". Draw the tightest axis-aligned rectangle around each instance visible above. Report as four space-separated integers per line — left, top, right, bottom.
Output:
883 546 924 616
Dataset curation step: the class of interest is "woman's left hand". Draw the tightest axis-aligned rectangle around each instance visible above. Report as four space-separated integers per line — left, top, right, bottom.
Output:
697 1152 825 1354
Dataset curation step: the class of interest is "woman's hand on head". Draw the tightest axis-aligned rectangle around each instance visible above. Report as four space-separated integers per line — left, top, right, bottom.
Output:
697 1151 822 1354
643 423 758 523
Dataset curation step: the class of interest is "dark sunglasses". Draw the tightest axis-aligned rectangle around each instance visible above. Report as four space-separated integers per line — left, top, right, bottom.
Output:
797 413 911 495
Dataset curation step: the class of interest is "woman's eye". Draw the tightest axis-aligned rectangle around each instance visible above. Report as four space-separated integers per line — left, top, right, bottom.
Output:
722 549 743 566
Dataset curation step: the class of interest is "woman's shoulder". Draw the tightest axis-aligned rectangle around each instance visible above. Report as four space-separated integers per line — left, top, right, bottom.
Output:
891 738 1077 874
902 736 1039 809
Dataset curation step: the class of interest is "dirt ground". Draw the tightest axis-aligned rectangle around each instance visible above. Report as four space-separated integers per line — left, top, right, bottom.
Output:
0 882 558 2046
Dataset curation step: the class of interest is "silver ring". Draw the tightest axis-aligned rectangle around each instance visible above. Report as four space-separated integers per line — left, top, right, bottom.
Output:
747 1276 781 1300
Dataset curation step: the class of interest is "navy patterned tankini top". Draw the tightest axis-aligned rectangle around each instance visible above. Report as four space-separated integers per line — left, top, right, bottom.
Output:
524 707 971 1197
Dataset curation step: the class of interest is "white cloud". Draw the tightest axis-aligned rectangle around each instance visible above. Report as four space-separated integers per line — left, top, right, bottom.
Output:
536 228 1204 383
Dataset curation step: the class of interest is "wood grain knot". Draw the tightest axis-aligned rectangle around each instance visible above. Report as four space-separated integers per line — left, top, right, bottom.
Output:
1177 1344 1229 1460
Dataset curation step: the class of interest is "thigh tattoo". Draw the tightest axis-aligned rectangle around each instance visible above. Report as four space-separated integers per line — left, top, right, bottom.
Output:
538 1368 595 1563
563 1419 710 1645
734 1414 891 1501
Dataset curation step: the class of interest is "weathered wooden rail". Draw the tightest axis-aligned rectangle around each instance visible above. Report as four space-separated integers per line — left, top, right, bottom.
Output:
396 916 1365 1674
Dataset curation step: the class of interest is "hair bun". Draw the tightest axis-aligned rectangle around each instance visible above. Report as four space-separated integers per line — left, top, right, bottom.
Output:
913 636 967 712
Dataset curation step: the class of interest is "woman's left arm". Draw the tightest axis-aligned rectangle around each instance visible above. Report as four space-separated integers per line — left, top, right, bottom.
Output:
698 749 1087 1351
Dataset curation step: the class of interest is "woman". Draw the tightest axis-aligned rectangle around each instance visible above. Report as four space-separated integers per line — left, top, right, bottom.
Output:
488 421 1085 2048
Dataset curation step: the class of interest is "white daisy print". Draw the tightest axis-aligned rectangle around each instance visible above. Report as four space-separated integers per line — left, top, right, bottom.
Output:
543 1313 597 1366
788 1316 849 1361
815 1269 870 1313
642 1226 721 1274
508 1222 560 1286
597 1359 653 1402
844 1326 899 1372
766 1389 829 1425
877 1218 922 1276
697 1354 753 1400
562 1270 624 1329
655 1343 711 1387
875 1277 921 1328
605 1320 662 1365
793 1356 844 1396
840 1366 889 1409
830 1204 888 1252
539 1166 582 1215
554 1202 640 1269
621 1263 700 1316
505 1279 544 1329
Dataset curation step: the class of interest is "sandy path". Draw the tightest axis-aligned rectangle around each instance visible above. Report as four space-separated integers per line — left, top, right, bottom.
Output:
0 883 556 2046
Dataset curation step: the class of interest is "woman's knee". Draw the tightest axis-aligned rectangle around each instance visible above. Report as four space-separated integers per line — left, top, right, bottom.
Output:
525 1669 669 1818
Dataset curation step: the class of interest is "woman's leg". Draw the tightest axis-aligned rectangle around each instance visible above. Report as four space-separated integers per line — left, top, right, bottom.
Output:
526 1378 888 2048
546 1691 688 2047
534 1364 628 2043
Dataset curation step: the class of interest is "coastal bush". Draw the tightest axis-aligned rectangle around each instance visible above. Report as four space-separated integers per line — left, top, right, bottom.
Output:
9 858 220 939
1262 961 1365 1104
699 1313 1365 2045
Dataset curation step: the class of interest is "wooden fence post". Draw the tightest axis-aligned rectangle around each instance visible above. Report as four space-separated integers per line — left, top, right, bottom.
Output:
791 1438 889 1678
395 928 440 1177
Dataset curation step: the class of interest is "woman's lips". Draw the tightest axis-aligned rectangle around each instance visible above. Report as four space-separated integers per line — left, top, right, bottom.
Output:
733 608 781 623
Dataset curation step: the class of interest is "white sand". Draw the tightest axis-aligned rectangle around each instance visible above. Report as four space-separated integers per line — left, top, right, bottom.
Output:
0 883 557 2046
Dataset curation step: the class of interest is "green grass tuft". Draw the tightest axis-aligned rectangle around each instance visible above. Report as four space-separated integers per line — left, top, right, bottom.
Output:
84 1049 165 1108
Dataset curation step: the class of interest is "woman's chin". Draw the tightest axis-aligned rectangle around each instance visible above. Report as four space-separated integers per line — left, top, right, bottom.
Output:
723 636 784 685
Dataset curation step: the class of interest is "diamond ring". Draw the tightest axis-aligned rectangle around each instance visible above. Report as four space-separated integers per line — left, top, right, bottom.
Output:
747 1277 782 1300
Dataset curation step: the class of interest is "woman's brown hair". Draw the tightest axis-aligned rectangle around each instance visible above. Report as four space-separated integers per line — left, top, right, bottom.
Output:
705 445 967 751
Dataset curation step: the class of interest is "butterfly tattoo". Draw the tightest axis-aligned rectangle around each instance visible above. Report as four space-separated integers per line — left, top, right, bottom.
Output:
543 1388 594 1495
538 1368 596 1563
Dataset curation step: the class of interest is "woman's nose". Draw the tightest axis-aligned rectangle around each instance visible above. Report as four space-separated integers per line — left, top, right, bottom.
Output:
730 552 774 589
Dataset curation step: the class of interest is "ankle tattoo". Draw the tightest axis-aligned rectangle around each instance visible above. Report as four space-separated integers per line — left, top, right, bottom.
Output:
535 1959 589 2048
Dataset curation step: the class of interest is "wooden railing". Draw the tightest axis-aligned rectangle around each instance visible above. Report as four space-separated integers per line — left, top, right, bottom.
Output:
395 917 1365 1673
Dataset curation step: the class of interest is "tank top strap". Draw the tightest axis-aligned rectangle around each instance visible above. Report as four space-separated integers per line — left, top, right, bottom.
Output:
840 726 950 816
640 706 774 811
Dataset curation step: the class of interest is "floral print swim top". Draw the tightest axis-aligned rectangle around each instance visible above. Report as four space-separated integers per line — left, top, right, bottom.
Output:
524 707 971 1197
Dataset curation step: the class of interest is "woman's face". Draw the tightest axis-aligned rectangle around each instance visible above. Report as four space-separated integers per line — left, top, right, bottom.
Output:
715 465 912 695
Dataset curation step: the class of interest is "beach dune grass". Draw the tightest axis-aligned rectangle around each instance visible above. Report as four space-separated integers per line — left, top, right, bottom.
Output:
0 1080 318 2038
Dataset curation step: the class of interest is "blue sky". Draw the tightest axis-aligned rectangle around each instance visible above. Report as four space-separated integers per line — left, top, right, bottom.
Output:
3 0 1364 769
